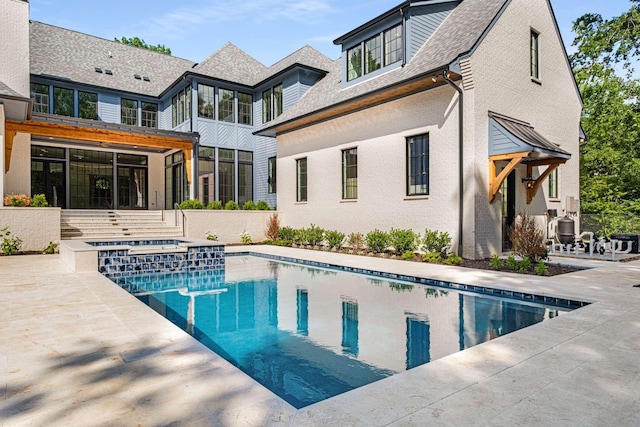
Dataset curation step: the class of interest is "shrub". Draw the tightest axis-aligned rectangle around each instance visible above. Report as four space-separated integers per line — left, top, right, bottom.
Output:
224 200 240 210
32 194 49 207
256 200 270 210
535 261 549 276
274 239 292 247
347 232 365 251
509 211 547 261
365 229 390 253
240 230 252 244
205 231 218 241
306 224 325 246
265 213 280 241
506 255 518 271
207 201 223 210
325 230 346 250
489 254 504 270
389 228 419 254
443 254 463 265
518 257 532 273
179 199 203 209
422 252 443 263
242 200 256 210
278 226 296 242
422 229 451 256
0 226 22 255
402 250 417 260
43 241 58 254
292 228 306 245
4 194 31 207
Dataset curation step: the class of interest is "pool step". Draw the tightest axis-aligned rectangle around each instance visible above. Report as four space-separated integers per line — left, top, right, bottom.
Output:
61 210 183 239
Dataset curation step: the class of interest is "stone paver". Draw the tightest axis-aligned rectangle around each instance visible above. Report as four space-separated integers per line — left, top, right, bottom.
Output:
1 247 639 426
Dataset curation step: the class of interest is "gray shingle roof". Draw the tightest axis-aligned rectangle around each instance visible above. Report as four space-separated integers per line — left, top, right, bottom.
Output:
0 80 25 99
30 21 195 98
260 0 508 131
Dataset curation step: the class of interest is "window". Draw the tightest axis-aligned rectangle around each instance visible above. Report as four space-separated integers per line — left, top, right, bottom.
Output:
53 87 73 117
198 84 215 119
407 134 429 196
238 151 253 207
218 88 235 123
171 95 178 127
173 87 191 126
342 148 357 199
165 151 185 209
384 24 403 66
121 98 138 126
185 86 191 121
141 102 158 128
238 92 253 125
198 147 215 205
365 34 382 74
273 84 283 118
31 83 49 113
531 30 539 79
218 149 235 204
178 90 185 124
347 45 362 81
296 158 307 202
78 91 97 120
268 157 277 194
549 168 558 199
262 88 272 123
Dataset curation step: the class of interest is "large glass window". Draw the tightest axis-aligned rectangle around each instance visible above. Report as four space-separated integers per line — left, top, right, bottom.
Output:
53 87 74 117
365 35 382 74
141 102 158 128
69 149 114 209
342 148 358 200
165 151 185 209
178 90 185 124
78 91 98 120
384 24 403 66
273 84 283 118
296 158 307 202
171 95 178 127
262 88 272 123
407 134 429 196
218 149 235 204
531 30 539 79
262 84 283 123
31 145 66 208
31 83 49 113
218 88 235 123
347 45 363 82
198 84 215 119
549 168 558 199
238 92 253 125
185 86 192 121
268 157 277 194
198 147 215 205
121 98 138 126
238 151 253 207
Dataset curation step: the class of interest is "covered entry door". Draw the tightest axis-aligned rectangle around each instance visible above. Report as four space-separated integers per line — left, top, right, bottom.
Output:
118 166 147 209
31 159 66 208
502 170 516 251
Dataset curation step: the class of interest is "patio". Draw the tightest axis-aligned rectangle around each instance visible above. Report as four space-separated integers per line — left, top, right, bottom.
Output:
1 246 639 426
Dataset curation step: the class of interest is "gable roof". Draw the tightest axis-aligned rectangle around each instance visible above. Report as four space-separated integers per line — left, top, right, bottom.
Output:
257 0 509 135
30 22 195 98
0 80 25 99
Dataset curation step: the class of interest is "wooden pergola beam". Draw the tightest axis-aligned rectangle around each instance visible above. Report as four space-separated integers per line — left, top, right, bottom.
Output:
525 159 567 204
489 151 531 203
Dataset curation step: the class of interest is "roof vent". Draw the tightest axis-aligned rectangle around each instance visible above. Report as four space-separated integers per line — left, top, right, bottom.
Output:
142 76 150 82
105 69 113 75
95 67 103 73
134 74 141 80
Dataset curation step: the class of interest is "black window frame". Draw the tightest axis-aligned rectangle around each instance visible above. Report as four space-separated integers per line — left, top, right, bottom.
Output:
406 134 429 196
268 156 277 194
218 88 235 123
31 83 50 114
342 148 357 200
53 86 74 117
531 29 540 80
120 98 138 126
347 23 403 82
238 91 253 125
78 91 98 120
198 83 215 119
141 102 158 128
296 158 307 202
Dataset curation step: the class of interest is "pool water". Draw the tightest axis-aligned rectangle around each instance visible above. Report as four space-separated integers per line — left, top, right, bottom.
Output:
115 255 575 408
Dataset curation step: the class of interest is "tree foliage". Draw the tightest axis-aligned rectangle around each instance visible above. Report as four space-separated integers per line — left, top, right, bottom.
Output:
571 2 640 216
114 36 171 55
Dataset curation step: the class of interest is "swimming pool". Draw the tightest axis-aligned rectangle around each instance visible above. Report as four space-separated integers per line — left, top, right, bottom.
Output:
113 254 583 408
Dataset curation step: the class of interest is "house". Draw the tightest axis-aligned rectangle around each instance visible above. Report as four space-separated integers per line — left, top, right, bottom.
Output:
0 0 581 258
257 0 582 259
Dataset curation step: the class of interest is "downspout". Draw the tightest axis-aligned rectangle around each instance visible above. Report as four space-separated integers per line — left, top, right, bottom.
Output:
401 8 407 67
442 70 464 257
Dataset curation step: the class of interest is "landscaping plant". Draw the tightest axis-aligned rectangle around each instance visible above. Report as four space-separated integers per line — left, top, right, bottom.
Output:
0 226 22 255
241 230 252 245
422 252 443 263
402 250 417 261
179 199 203 209
256 200 270 210
489 254 504 270
242 200 256 210
365 229 390 253
306 224 325 246
389 228 419 254
509 211 547 261
506 255 518 271
265 213 280 241
278 226 295 242
224 200 239 210
518 257 532 273
422 229 451 257
205 231 218 241
31 194 49 207
3 194 31 207
207 201 223 210
443 254 463 265
535 261 549 276
325 230 345 250
43 241 58 254
347 232 365 251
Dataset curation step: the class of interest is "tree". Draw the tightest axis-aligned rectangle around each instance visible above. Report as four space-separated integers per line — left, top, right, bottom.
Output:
571 2 640 218
114 36 171 55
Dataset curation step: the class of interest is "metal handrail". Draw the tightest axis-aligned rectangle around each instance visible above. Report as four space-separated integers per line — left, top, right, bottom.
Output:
155 191 166 221
174 202 186 237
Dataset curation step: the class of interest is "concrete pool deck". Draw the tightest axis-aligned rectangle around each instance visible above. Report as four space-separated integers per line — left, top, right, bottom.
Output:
1 246 639 426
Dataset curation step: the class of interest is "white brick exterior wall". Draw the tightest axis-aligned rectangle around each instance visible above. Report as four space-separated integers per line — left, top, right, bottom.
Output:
0 0 30 97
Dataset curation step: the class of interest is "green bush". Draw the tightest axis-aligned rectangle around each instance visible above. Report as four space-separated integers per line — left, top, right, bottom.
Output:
389 228 419 254
518 257 532 273
402 250 417 260
0 226 22 255
506 255 518 271
443 254 463 265
43 241 58 254
207 201 223 210
325 230 345 250
365 229 390 253
179 199 203 209
241 230 252 244
422 229 451 256
306 224 325 246
205 231 218 241
278 226 296 242
422 252 443 263
256 200 270 210
224 200 240 210
274 239 292 247
292 228 306 245
489 254 504 270
535 261 549 276
31 194 49 207
242 200 256 210
347 232 365 251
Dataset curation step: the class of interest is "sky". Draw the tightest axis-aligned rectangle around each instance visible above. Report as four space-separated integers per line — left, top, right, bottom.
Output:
28 0 635 66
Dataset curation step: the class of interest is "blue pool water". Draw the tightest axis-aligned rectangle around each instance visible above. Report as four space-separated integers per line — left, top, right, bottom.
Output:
114 255 579 408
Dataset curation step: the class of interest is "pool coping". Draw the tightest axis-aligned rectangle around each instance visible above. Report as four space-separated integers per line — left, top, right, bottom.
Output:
1 245 639 425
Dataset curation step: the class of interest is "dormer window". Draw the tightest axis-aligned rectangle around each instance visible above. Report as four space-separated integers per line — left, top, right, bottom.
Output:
346 23 403 82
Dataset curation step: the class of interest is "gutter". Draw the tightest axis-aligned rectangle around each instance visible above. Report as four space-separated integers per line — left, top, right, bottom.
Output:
442 70 464 258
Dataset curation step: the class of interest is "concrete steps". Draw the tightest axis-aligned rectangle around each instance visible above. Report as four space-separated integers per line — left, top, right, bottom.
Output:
61 210 182 239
